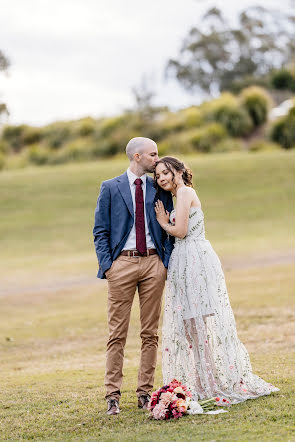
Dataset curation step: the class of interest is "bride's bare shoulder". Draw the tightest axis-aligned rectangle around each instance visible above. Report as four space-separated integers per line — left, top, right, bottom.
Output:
177 186 196 197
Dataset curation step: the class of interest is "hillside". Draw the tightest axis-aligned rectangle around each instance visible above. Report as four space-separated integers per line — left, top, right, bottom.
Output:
1 150 295 440
1 87 294 171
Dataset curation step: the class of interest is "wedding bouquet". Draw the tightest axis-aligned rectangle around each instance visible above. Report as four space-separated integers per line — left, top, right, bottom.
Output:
148 379 230 420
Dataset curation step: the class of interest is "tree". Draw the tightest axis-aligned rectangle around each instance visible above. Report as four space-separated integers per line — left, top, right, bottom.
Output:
166 6 295 96
0 50 10 119
131 74 157 122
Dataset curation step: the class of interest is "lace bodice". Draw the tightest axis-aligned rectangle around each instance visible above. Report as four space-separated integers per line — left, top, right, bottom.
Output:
170 207 206 242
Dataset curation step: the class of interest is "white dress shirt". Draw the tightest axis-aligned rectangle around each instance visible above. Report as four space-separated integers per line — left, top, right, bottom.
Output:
122 168 155 250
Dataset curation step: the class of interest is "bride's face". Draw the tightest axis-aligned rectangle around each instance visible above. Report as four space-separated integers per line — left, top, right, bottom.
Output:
155 162 179 192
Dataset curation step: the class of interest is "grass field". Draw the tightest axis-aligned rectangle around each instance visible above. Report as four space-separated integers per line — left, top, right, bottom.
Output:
1 150 295 440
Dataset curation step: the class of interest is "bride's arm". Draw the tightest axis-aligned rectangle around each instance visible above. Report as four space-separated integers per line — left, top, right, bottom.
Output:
155 187 194 239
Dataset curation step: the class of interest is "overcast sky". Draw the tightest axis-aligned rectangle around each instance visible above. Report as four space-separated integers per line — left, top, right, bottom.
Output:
0 0 288 126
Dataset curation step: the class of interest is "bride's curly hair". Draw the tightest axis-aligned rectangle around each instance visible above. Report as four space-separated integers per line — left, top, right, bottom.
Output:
154 156 193 193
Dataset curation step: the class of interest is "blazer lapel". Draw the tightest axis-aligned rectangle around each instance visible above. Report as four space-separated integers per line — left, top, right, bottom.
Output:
117 172 134 218
145 177 156 222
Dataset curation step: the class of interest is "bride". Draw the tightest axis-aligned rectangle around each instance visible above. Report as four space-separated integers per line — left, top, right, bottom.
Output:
154 156 279 404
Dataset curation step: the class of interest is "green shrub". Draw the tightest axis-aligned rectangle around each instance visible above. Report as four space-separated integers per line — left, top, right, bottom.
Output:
99 115 127 137
229 75 270 94
23 127 42 145
157 140 170 156
91 141 115 158
2 124 26 152
0 140 8 153
154 112 187 137
152 108 203 140
0 152 5 170
43 123 71 149
95 124 140 157
270 69 295 91
202 93 253 137
212 138 244 153
178 107 203 129
249 140 282 152
48 138 95 164
270 109 295 149
77 118 96 137
27 145 51 165
240 87 271 127
190 123 227 152
221 107 253 137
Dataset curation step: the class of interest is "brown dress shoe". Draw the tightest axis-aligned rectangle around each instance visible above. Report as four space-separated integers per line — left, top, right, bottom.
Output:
106 398 120 415
138 394 151 410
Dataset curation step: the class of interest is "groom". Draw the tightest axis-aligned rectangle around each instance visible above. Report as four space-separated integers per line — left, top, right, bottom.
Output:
93 137 174 415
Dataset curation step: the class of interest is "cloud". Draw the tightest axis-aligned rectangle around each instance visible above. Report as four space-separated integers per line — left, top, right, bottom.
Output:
0 0 288 125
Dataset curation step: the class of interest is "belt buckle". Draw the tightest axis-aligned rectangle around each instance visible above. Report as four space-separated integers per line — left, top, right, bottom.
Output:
128 250 137 257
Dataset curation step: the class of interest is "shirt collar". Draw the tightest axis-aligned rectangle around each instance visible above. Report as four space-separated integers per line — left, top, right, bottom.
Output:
127 167 147 186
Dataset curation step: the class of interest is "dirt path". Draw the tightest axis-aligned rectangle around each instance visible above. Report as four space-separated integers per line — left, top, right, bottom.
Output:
1 250 294 297
222 250 295 271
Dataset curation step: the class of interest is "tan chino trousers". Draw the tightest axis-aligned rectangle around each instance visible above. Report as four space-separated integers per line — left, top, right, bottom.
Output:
105 253 167 400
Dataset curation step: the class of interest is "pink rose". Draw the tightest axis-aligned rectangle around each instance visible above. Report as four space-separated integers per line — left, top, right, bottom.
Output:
152 403 167 420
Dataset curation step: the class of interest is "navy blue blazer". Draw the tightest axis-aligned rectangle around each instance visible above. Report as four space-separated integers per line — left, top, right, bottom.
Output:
93 171 174 279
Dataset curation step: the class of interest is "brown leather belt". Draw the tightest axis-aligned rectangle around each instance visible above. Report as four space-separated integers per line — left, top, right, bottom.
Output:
120 249 158 257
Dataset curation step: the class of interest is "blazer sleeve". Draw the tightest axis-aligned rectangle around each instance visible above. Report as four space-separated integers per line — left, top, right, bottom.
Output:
93 181 113 274
162 192 175 268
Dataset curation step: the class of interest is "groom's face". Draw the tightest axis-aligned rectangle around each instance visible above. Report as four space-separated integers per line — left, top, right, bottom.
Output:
138 142 159 173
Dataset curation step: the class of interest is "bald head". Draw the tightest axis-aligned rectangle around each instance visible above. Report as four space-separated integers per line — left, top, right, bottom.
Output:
126 137 157 161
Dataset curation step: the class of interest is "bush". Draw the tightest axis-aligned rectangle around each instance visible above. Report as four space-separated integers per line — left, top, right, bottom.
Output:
156 129 205 155
157 140 170 156
190 123 227 152
43 123 71 149
153 112 187 138
77 118 96 137
249 140 281 152
0 140 8 153
270 69 295 91
229 75 270 94
211 138 244 153
0 152 5 170
203 93 253 137
99 115 127 137
23 127 42 145
240 87 271 127
270 108 295 149
151 108 203 140
91 141 116 158
48 138 95 164
2 124 26 152
178 107 203 129
27 145 51 165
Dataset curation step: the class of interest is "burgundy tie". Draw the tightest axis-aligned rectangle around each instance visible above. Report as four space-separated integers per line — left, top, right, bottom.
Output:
134 178 147 255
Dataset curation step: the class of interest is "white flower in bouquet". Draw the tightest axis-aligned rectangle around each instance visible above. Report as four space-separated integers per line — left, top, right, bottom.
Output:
187 400 204 415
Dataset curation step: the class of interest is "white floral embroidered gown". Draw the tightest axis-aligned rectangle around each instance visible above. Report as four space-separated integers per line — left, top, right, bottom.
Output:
162 207 279 403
